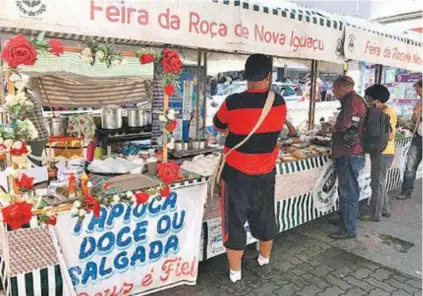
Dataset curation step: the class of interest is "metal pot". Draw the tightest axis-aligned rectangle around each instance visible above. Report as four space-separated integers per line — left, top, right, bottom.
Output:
191 140 201 150
143 111 152 125
45 117 66 137
174 141 184 151
127 108 145 128
199 140 208 150
101 106 122 129
182 142 191 151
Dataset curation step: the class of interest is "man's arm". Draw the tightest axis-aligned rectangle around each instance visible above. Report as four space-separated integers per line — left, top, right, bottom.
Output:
285 120 298 137
336 96 354 132
412 101 422 123
213 100 229 133
388 109 397 141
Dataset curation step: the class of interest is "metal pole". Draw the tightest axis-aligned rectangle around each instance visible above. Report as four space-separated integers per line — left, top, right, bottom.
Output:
308 60 318 130
0 38 6 125
269 56 274 89
195 49 202 140
202 50 208 139
374 64 383 84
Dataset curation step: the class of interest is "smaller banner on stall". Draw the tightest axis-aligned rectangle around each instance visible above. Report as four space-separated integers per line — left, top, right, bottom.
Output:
53 184 207 296
344 26 422 72
312 160 338 212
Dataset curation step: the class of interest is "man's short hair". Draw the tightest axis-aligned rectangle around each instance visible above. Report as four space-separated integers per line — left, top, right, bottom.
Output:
244 54 272 81
415 79 422 88
333 76 355 87
365 84 390 103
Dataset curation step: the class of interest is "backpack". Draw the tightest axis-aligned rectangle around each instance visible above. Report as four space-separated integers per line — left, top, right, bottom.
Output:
362 106 391 154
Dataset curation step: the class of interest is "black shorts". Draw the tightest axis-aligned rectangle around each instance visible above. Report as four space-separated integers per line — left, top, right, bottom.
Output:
220 165 277 250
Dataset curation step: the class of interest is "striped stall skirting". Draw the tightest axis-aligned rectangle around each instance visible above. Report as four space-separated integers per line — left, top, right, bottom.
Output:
275 192 338 233
1 264 63 296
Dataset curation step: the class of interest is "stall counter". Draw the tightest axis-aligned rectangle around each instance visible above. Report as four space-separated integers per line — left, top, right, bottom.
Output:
0 137 420 295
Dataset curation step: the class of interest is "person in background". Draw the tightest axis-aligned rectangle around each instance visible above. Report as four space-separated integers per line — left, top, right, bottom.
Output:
321 79 329 101
330 76 367 239
213 54 287 295
362 85 396 221
210 77 217 96
216 77 227 96
24 89 49 166
398 79 422 200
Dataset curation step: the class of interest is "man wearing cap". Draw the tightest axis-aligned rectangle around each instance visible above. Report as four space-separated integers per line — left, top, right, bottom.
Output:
213 54 287 294
330 76 367 239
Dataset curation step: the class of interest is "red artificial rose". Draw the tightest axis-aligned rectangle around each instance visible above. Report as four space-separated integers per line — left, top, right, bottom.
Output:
46 214 57 226
135 192 149 204
140 53 155 65
166 120 177 132
157 162 180 184
84 194 101 217
17 173 35 190
164 84 175 96
2 201 33 230
160 186 171 198
10 142 29 157
48 39 64 57
103 182 112 190
0 144 7 161
161 48 183 74
0 34 38 68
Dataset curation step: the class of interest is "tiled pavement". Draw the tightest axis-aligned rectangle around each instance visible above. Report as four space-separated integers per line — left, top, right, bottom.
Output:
154 180 422 296
154 231 422 296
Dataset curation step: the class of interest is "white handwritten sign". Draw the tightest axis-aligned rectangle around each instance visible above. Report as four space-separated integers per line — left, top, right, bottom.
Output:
53 183 207 296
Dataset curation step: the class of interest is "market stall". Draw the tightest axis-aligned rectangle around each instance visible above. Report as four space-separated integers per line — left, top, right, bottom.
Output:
0 1 421 296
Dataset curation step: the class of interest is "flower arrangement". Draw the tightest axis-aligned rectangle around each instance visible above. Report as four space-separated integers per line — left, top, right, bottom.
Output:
157 109 177 149
0 72 39 161
80 39 127 67
137 48 183 96
69 161 181 221
0 33 63 69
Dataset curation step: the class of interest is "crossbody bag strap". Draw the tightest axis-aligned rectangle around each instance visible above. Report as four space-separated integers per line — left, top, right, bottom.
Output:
223 91 275 158
413 113 421 135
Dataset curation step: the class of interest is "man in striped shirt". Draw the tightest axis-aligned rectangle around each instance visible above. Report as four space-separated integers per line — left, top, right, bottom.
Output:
213 54 287 294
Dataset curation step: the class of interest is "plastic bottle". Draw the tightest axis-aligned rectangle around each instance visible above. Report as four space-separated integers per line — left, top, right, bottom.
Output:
68 173 77 198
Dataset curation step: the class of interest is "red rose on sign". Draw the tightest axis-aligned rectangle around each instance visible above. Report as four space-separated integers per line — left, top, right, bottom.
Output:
48 39 64 57
161 48 183 74
160 186 171 198
46 214 57 226
17 174 35 190
157 162 180 184
139 53 155 65
166 120 177 132
135 192 149 204
2 201 33 230
164 84 175 96
84 194 101 217
0 34 38 68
